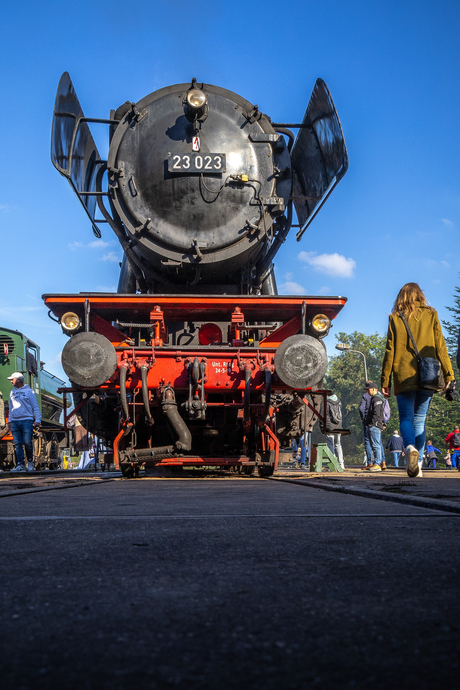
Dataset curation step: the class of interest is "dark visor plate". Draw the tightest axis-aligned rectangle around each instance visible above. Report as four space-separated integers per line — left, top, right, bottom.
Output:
291 78 348 240
51 72 101 235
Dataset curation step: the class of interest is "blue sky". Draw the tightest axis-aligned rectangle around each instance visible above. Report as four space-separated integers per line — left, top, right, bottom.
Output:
1 0 459 379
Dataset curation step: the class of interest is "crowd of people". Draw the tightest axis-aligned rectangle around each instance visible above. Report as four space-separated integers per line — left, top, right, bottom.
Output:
290 282 458 477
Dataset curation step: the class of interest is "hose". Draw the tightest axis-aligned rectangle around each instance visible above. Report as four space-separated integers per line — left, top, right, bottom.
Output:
264 369 272 421
244 368 252 421
141 365 154 426
162 387 192 451
119 365 129 421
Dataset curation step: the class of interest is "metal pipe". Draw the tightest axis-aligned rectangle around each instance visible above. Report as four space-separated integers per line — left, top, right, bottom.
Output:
244 368 251 421
162 387 192 451
121 445 174 461
113 425 128 469
335 344 368 382
274 127 295 153
263 369 272 421
84 299 91 332
95 164 176 290
261 265 278 295
140 366 154 426
257 200 293 279
119 365 129 420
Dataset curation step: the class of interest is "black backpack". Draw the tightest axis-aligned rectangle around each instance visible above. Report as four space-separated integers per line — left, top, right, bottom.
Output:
326 399 342 431
453 431 460 446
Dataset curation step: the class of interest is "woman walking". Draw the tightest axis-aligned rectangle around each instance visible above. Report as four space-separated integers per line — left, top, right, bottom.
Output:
381 283 454 478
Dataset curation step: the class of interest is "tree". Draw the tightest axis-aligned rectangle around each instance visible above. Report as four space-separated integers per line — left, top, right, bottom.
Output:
442 278 460 360
323 331 399 463
430 279 460 450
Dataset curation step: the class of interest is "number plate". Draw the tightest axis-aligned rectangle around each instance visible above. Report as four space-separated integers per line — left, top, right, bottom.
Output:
168 153 226 174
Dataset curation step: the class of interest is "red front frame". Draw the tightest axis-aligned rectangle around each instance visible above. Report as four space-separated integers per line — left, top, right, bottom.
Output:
45 293 346 469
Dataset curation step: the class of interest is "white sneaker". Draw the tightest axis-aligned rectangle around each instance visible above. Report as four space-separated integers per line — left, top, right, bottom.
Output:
405 445 419 478
27 462 35 472
11 465 26 472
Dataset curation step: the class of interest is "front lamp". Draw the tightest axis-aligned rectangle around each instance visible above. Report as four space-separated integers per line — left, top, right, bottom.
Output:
61 312 81 333
310 313 331 336
186 89 207 109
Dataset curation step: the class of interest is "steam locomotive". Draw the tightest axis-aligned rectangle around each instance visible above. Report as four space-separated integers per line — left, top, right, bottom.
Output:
44 73 348 477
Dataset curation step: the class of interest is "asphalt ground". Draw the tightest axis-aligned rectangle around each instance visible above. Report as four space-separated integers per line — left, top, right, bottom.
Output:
1 473 459 690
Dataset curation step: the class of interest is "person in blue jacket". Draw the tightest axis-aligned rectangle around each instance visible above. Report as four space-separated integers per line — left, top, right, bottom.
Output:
385 430 405 467
425 440 440 469
7 372 41 472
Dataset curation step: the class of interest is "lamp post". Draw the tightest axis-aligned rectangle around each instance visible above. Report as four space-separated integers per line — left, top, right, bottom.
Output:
335 343 368 382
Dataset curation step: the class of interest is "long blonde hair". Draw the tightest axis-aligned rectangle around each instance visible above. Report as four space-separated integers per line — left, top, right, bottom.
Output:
391 282 434 318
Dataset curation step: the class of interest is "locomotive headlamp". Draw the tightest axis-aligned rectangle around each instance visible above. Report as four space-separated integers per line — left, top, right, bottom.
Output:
186 89 207 110
184 87 208 124
310 314 331 336
61 312 81 333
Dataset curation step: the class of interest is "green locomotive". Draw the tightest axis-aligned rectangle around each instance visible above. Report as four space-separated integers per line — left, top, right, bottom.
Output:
0 327 66 470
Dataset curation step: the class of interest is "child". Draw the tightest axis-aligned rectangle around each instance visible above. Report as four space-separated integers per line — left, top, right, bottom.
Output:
425 440 440 469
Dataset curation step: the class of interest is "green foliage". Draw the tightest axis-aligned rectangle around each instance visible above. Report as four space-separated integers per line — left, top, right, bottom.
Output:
324 331 398 463
442 280 460 359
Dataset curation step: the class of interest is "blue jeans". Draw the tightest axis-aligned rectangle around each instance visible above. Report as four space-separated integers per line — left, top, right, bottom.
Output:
390 451 402 467
10 419 34 465
451 449 460 469
396 390 433 462
368 426 383 465
292 438 307 467
363 423 372 463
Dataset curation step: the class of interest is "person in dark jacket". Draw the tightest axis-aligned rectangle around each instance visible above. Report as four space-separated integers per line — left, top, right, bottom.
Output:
358 387 373 466
359 383 388 467
385 430 405 467
364 382 385 472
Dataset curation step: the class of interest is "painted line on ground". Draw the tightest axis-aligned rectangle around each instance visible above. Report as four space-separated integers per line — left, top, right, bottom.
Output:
270 476 460 515
0 513 457 520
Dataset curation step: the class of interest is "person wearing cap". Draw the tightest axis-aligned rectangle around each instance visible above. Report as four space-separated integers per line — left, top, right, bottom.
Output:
363 382 385 471
7 373 41 472
359 381 387 467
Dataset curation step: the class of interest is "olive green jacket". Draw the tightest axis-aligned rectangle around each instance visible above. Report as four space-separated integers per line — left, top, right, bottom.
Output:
381 305 454 395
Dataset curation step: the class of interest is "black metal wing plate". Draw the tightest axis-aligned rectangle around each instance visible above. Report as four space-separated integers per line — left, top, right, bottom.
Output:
291 79 348 240
51 72 101 234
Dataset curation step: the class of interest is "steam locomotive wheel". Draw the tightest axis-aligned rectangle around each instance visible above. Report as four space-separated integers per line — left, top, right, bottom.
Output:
121 464 139 479
241 465 255 476
258 465 275 477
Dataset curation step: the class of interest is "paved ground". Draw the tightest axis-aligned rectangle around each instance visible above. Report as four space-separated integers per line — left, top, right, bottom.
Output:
1 474 459 689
